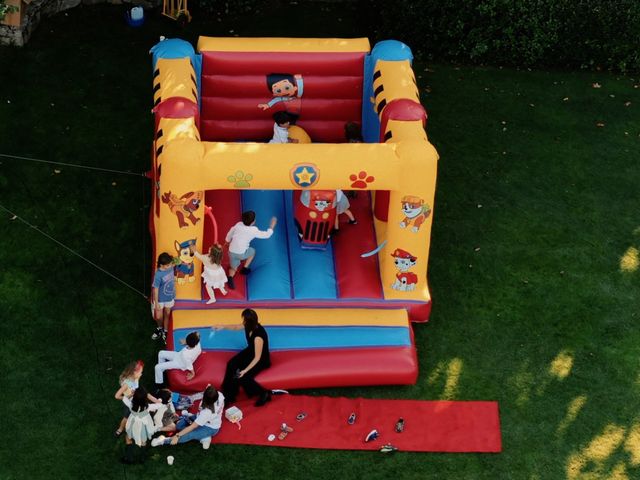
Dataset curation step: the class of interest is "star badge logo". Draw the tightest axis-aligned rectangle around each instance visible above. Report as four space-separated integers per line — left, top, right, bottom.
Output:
290 163 320 188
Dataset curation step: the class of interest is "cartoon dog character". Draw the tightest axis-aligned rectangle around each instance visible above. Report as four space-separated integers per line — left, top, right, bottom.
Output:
162 191 202 228
309 191 336 212
174 239 196 285
313 198 331 212
390 248 418 291
399 195 432 233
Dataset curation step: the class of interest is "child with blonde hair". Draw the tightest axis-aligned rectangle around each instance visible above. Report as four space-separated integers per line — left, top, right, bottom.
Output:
114 361 160 437
192 243 228 304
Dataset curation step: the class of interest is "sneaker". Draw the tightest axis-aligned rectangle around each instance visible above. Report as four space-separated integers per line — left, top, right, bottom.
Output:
395 417 405 433
379 443 398 453
227 276 235 290
349 219 358 225
240 267 251 275
200 436 211 450
151 327 163 340
151 435 166 447
364 429 379 443
271 389 289 395
161 330 167 344
347 413 356 425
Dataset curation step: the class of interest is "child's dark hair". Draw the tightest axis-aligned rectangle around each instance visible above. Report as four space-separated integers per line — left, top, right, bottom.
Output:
266 73 295 92
242 211 256 226
344 121 363 142
186 331 200 348
131 386 149 412
201 385 219 411
242 308 259 332
157 388 172 405
273 111 292 127
208 244 223 266
157 252 173 267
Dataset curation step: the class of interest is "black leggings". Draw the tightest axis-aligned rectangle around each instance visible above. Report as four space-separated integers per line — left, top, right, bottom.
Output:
221 348 269 401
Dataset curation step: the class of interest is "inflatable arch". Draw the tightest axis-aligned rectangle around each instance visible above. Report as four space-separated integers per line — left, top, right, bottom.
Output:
149 37 438 392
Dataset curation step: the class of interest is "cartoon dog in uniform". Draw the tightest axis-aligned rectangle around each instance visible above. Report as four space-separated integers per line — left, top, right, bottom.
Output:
399 195 431 233
162 191 202 228
174 239 196 285
391 248 418 291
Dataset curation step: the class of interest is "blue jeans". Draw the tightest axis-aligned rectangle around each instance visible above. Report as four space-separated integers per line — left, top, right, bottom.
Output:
165 414 218 445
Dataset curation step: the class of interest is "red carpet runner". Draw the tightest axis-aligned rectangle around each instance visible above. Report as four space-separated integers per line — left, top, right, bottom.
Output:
214 394 501 453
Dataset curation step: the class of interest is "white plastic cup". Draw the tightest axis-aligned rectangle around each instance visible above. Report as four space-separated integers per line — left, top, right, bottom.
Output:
167 455 174 465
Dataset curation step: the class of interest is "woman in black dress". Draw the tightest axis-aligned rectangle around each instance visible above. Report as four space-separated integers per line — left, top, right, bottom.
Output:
220 308 272 406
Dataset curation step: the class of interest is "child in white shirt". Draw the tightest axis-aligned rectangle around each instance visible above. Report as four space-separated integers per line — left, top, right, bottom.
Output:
269 111 299 144
151 385 225 450
225 210 277 289
154 331 202 385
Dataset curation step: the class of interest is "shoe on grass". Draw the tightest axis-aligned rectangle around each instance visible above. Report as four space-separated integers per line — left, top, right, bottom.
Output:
201 436 211 450
151 435 166 447
151 327 163 340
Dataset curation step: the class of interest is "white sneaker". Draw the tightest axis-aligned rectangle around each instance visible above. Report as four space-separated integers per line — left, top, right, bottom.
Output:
151 435 166 447
206 298 216 304
201 436 211 450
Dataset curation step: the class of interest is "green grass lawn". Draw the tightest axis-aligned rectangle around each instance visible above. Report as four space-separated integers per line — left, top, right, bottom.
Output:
1 3 640 479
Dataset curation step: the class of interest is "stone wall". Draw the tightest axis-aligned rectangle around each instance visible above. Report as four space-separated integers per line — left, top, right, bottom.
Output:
0 0 159 46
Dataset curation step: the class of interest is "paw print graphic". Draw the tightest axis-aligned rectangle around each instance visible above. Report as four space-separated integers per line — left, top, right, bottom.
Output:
349 171 375 189
227 171 253 188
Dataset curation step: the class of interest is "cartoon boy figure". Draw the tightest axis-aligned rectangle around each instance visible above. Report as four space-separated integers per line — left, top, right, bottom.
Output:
390 248 418 292
258 73 304 117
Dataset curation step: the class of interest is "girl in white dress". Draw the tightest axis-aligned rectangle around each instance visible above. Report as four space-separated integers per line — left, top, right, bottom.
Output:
193 244 228 304
123 386 160 447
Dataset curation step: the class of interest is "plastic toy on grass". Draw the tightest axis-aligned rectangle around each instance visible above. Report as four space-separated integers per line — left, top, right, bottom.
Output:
125 6 144 27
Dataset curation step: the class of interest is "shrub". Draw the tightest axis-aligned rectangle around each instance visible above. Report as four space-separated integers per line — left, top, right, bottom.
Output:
367 0 640 72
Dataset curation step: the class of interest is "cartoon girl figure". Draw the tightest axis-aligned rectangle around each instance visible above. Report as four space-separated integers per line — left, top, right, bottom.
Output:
258 73 304 118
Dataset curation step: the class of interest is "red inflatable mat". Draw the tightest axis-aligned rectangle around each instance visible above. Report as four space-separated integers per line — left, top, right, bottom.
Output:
167 346 418 394
332 191 383 299
213 394 501 453
203 189 246 301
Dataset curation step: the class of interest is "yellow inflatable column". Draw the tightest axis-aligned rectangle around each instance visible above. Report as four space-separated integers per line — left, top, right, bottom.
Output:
156 137 206 300
380 139 438 301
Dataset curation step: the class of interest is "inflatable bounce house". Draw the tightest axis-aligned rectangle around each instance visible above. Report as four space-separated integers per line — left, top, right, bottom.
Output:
149 37 438 393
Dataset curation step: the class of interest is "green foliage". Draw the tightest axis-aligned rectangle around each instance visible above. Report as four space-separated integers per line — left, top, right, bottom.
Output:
0 0 19 21
369 0 640 72
197 0 270 18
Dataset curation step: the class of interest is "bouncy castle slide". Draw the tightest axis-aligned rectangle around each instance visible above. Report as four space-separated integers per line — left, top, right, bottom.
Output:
149 37 438 392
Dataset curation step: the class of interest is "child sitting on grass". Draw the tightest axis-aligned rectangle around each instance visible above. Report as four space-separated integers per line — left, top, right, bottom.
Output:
151 385 225 450
152 389 180 433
